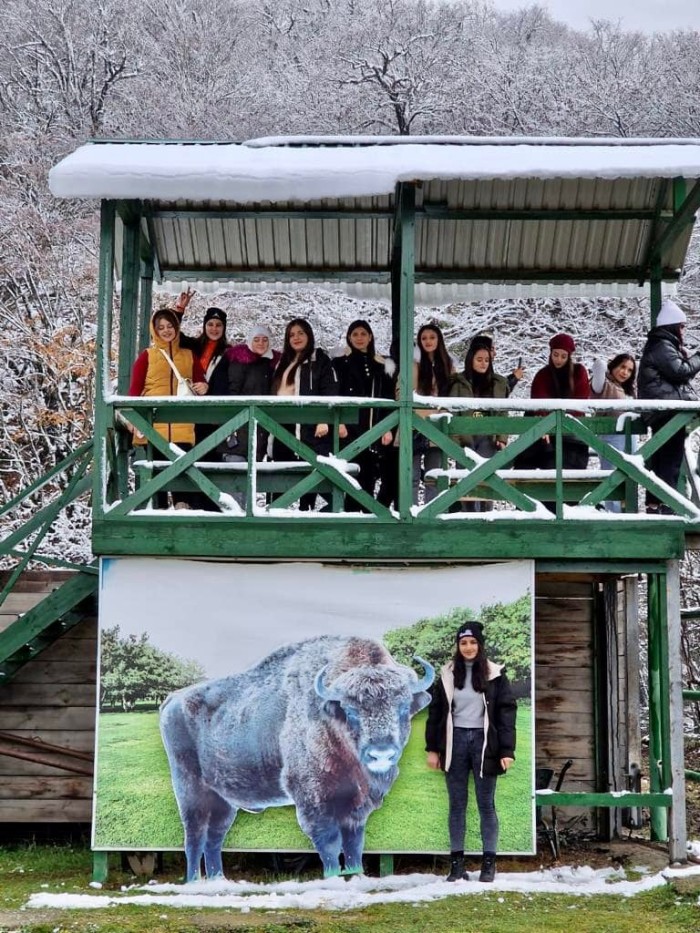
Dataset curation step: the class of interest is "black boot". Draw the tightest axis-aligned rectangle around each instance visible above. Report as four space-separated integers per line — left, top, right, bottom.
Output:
479 852 496 883
446 855 466 882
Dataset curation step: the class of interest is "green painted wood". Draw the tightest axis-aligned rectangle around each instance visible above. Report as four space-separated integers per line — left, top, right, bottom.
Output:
420 207 668 222
152 209 396 221
396 183 415 521
139 255 154 353
0 470 92 557
161 269 392 284
94 201 116 523
418 413 557 518
145 214 163 284
110 409 249 514
686 770 700 782
639 180 670 285
91 519 686 560
415 268 681 284
92 851 109 883
650 178 700 266
117 218 140 392
158 267 682 285
648 573 668 841
537 560 667 573
254 410 392 517
379 854 394 877
0 440 92 520
683 690 700 701
153 207 668 223
536 792 672 808
0 571 97 680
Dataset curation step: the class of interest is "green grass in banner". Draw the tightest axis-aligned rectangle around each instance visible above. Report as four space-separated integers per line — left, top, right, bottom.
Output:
94 706 533 852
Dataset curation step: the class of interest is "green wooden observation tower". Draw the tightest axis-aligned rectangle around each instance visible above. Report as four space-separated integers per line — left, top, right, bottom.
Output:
3 136 700 868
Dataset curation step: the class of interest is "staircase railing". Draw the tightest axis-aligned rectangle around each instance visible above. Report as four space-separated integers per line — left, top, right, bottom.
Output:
0 441 95 609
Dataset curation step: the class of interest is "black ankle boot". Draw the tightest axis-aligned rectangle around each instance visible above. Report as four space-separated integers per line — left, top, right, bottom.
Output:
446 855 465 882
479 852 496 883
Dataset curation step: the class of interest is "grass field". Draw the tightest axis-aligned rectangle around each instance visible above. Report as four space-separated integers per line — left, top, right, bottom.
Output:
94 706 533 852
1 843 700 933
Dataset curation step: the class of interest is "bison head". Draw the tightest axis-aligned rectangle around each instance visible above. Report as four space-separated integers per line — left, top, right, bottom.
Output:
314 657 434 775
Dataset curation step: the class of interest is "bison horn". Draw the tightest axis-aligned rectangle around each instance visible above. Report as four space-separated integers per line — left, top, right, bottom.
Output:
411 656 435 693
314 666 343 702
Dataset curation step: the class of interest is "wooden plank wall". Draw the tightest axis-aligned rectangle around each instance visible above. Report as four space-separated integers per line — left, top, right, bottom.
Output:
535 575 596 829
0 569 631 831
0 572 96 822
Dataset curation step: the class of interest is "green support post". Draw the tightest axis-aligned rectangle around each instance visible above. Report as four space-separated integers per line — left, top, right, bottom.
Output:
139 253 154 353
665 559 688 861
92 851 109 883
394 183 416 521
647 573 668 842
94 201 116 523
650 262 662 326
379 854 394 877
118 216 141 392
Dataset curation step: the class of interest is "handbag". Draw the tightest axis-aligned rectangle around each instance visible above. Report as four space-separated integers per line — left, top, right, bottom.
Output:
159 349 195 396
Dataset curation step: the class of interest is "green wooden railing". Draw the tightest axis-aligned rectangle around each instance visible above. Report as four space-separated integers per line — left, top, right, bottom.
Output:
0 442 95 609
100 395 700 521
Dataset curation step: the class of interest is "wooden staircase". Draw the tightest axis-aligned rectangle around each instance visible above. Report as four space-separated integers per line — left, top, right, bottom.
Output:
0 569 98 683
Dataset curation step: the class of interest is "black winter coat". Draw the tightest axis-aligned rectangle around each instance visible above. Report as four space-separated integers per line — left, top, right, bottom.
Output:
273 348 338 456
227 344 281 458
638 326 700 403
332 349 395 441
194 349 230 453
425 660 517 777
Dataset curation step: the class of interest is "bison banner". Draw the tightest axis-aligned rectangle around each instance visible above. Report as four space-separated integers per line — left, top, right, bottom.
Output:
94 559 535 868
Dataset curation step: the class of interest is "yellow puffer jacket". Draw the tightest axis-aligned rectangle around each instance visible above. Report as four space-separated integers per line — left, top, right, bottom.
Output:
133 312 196 446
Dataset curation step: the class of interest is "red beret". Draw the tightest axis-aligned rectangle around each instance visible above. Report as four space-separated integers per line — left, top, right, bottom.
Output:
549 333 576 354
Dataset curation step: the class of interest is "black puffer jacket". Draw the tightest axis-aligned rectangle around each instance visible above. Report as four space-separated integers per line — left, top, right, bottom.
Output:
425 660 517 777
332 349 395 440
226 343 281 458
638 325 700 402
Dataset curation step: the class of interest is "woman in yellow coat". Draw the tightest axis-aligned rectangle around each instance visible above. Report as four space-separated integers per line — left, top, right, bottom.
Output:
128 308 207 508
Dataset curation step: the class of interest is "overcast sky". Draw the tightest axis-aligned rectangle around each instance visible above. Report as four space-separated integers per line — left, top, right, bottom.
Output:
100 559 533 678
488 0 700 33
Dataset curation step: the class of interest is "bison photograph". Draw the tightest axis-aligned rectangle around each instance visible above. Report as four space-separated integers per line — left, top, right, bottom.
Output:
159 635 434 881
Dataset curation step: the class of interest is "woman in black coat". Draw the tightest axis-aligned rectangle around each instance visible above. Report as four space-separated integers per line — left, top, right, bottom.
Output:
333 319 395 509
225 325 280 462
638 299 700 513
270 318 339 511
425 621 516 884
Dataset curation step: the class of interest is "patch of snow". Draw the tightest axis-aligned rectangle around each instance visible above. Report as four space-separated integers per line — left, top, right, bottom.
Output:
25 863 700 912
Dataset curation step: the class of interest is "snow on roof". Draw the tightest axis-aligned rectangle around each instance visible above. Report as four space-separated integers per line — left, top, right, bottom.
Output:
49 137 700 203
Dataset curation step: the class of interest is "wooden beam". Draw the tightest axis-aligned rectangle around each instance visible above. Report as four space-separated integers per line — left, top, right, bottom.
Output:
666 559 688 862
91 519 686 560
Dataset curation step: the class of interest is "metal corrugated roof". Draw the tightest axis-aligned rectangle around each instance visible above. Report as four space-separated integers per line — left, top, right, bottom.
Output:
58 137 700 299
128 177 687 294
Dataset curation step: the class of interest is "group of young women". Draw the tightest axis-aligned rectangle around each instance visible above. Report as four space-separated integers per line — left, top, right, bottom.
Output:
129 292 700 514
128 294 400 510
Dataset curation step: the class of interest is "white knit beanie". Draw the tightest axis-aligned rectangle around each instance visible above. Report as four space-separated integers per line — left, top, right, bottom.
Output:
247 325 273 358
656 300 686 327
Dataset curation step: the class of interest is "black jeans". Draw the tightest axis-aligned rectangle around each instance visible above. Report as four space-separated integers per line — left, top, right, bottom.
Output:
446 727 498 853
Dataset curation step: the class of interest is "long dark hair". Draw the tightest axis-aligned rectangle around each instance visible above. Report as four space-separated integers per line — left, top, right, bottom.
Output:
416 324 453 395
271 318 315 392
548 351 576 397
452 644 489 693
464 341 495 397
607 353 636 396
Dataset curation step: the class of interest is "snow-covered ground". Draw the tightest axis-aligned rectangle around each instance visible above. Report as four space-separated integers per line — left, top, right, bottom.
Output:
25 847 700 911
